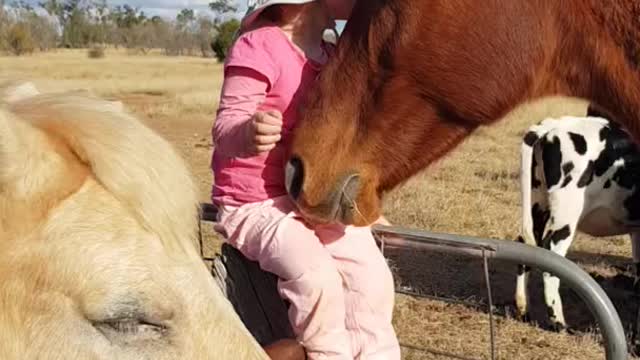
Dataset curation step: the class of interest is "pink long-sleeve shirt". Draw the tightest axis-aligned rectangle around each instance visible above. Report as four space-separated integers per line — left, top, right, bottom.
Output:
211 26 331 206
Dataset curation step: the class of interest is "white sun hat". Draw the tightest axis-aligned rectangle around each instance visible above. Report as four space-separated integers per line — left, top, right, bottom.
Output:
241 0 316 30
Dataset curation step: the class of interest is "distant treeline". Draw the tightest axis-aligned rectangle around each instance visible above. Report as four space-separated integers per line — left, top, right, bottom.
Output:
0 0 240 60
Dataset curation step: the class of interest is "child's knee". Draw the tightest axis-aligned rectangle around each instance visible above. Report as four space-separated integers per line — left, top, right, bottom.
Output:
279 264 344 307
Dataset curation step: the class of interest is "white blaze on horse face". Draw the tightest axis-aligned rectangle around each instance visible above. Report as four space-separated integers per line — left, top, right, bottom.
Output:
0 90 268 360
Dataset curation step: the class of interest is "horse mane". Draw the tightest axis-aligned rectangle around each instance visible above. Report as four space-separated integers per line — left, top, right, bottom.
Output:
4 87 200 257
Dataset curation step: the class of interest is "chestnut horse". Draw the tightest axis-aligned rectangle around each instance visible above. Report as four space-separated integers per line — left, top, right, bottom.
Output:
285 0 640 227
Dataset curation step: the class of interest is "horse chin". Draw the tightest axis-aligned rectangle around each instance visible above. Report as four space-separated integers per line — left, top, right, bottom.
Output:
291 173 362 226
291 198 343 226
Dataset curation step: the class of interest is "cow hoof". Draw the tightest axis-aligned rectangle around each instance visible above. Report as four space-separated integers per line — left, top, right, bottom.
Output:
263 339 307 360
515 312 530 323
548 321 566 333
631 340 640 358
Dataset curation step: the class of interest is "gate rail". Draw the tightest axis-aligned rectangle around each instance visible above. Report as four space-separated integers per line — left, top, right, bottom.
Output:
371 224 628 360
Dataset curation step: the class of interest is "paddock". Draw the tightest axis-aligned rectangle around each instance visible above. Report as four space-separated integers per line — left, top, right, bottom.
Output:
3 49 639 359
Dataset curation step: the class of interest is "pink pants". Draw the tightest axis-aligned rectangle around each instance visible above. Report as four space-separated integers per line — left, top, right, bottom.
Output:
216 196 400 360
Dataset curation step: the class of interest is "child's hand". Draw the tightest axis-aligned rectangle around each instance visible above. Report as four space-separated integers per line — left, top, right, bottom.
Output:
248 110 283 155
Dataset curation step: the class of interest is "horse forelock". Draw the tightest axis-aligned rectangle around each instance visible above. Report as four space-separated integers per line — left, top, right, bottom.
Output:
292 0 421 205
329 0 421 172
304 0 407 145
7 93 200 257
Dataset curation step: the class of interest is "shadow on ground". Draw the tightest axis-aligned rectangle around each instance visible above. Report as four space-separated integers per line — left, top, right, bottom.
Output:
386 246 638 346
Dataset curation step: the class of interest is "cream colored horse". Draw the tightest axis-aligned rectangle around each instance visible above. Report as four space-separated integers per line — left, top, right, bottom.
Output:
0 81 269 359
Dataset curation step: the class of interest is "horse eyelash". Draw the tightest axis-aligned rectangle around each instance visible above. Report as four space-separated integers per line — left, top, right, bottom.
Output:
109 320 141 333
102 319 167 334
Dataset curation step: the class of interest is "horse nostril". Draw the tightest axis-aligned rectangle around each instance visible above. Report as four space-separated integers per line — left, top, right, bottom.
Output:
285 156 304 200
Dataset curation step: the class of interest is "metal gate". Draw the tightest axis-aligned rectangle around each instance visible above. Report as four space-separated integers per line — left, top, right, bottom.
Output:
372 224 628 360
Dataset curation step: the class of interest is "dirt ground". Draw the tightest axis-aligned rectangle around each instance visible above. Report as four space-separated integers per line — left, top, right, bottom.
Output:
3 49 637 359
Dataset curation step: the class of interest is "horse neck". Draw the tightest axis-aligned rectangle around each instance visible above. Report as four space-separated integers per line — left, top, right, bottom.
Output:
538 0 640 143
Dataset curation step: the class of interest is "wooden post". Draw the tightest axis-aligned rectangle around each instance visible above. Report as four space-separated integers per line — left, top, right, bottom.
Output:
200 203 294 346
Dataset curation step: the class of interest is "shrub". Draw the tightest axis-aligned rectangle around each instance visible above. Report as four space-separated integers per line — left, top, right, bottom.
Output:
88 46 105 59
210 19 239 62
7 23 35 56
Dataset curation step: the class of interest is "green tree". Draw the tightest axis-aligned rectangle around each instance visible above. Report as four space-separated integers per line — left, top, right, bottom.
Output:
196 14 216 57
176 8 195 30
38 0 95 48
210 18 239 62
0 0 9 52
208 0 237 15
92 0 109 44
109 4 148 49
39 0 65 26
110 5 143 28
26 12 59 51
5 1 58 52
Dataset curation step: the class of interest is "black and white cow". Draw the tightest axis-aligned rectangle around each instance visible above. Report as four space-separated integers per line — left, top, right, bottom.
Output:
514 109 640 330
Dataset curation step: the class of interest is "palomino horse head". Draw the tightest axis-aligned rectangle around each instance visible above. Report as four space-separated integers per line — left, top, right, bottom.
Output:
0 81 268 359
286 0 640 226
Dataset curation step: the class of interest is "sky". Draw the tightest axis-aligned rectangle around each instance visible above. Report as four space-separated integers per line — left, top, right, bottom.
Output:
109 0 246 18
19 0 347 32
17 0 347 33
19 0 244 18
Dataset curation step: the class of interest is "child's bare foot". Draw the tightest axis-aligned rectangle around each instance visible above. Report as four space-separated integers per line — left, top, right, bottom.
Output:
263 339 306 360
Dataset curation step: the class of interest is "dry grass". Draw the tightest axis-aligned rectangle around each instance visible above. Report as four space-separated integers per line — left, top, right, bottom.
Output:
2 49 635 359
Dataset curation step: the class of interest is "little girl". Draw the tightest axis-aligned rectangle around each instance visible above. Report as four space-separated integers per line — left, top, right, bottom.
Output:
211 1 401 358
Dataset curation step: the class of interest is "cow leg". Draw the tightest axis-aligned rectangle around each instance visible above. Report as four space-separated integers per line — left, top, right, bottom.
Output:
542 225 576 331
541 192 581 331
629 232 640 355
515 236 533 322
515 141 549 322
631 232 640 290
515 201 549 321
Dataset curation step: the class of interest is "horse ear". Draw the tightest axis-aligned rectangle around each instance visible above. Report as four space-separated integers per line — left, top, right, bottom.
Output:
0 80 39 103
0 81 45 186
0 109 28 185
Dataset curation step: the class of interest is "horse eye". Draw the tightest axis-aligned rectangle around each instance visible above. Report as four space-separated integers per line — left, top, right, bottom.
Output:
93 318 168 344
107 319 166 334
